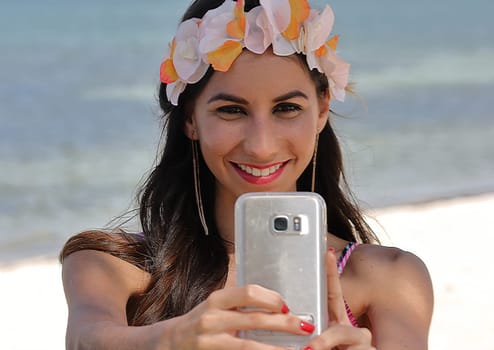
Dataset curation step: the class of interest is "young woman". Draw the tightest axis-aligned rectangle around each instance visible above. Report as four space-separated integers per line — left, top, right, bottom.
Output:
60 1 433 349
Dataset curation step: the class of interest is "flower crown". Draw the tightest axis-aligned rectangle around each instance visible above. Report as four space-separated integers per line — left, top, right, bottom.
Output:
160 0 350 106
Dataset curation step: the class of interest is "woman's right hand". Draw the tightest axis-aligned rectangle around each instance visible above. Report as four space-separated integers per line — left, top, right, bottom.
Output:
160 284 315 349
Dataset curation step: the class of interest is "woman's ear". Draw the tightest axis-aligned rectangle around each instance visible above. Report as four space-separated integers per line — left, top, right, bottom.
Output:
184 117 198 140
317 90 331 132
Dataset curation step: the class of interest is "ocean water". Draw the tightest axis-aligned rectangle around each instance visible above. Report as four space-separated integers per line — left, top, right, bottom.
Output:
1 0 493 261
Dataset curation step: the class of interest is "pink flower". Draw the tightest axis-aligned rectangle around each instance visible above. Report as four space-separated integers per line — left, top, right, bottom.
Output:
199 1 245 72
172 18 209 84
300 5 350 101
254 0 296 56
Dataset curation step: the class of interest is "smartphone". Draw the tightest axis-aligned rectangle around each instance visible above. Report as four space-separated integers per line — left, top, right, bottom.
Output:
235 192 328 349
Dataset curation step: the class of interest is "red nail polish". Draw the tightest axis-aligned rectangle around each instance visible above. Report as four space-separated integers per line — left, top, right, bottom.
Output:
303 347 313 350
327 247 335 252
300 321 315 333
281 304 290 314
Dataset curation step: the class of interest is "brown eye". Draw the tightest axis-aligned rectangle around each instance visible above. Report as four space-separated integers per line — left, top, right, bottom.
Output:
215 105 247 120
217 106 246 115
273 103 302 117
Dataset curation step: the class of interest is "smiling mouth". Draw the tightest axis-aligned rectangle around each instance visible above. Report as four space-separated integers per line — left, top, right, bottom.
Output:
233 162 286 177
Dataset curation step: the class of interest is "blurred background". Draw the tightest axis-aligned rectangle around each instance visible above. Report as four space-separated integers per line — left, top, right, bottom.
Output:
1 0 493 262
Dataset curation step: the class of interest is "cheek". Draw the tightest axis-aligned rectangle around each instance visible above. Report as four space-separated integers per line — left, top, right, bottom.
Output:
291 113 318 158
290 111 318 137
198 122 240 157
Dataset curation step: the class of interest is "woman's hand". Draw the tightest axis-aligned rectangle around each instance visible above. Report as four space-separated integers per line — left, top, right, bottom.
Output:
161 284 316 350
303 249 375 350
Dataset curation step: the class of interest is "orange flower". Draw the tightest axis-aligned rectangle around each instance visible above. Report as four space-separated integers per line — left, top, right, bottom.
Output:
315 45 327 57
327 35 340 51
207 40 243 72
160 39 178 84
282 0 310 40
315 35 339 58
226 0 246 39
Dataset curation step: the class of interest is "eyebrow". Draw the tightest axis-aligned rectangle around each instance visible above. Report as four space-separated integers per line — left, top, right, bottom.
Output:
207 93 248 105
273 90 309 102
207 90 309 105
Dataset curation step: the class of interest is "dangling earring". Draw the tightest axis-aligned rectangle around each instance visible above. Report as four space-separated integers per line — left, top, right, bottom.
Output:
192 139 209 236
311 132 319 192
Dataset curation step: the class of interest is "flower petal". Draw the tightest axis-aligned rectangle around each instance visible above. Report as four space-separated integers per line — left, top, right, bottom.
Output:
166 80 187 106
199 4 236 54
323 51 350 102
245 7 270 54
327 35 340 52
331 57 350 90
207 40 243 72
305 6 334 51
227 0 246 39
187 61 210 84
315 44 327 57
282 0 310 40
271 33 296 56
174 37 201 80
160 59 178 84
260 0 291 34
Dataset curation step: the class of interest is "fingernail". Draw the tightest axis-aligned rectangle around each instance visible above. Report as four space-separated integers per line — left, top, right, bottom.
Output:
300 321 315 333
281 303 290 314
328 247 335 253
303 347 313 350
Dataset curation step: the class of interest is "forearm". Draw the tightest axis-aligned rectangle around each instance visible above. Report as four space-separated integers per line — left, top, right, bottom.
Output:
66 320 171 350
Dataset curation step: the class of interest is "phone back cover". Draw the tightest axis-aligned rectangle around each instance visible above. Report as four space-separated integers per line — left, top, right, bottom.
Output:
235 192 328 349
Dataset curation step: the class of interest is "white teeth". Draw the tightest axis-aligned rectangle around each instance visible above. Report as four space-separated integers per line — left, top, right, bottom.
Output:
237 163 283 177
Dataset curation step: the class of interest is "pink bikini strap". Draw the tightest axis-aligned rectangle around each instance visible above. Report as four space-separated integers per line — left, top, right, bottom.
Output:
337 242 358 274
336 242 359 327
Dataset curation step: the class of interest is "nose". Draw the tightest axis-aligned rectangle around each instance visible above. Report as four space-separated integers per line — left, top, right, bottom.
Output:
242 115 278 161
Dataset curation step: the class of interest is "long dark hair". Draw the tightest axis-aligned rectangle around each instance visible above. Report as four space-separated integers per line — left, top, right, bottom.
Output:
60 0 378 326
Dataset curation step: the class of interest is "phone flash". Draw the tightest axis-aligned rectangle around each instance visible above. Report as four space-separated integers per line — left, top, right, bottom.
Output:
293 216 301 231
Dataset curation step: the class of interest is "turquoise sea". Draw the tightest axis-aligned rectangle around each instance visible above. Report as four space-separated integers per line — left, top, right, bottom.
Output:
1 0 493 261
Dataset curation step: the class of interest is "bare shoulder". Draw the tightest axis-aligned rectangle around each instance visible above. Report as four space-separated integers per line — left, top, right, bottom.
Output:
352 244 431 289
350 244 433 348
351 244 431 281
63 249 151 295
63 250 151 323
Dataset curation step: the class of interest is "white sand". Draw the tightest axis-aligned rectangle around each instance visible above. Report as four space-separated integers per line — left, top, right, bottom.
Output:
1 193 493 350
367 193 494 349
0 258 66 350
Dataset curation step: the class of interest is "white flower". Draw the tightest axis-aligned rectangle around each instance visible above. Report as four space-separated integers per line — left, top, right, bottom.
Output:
166 80 187 106
244 6 270 54
173 18 209 84
325 51 350 101
257 0 295 56
300 5 349 102
303 6 335 71
198 1 237 55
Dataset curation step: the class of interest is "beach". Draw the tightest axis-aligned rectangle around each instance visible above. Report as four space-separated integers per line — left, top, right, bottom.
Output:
1 193 493 350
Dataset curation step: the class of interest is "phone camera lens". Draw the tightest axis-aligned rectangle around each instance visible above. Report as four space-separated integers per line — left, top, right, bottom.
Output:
274 217 288 231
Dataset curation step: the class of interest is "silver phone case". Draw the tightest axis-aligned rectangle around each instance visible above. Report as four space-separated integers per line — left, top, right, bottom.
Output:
235 192 328 349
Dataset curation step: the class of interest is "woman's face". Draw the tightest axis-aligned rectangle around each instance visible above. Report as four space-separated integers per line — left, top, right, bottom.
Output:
186 50 329 203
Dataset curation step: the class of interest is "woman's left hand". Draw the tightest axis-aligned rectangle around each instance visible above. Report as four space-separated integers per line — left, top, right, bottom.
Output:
303 249 375 350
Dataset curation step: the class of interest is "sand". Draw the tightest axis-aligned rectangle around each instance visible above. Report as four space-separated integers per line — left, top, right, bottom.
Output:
1 193 493 350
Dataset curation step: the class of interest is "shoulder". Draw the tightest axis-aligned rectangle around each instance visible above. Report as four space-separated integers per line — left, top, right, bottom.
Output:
63 248 152 328
350 244 433 300
352 244 430 288
63 249 151 296
351 244 430 276
350 244 433 347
